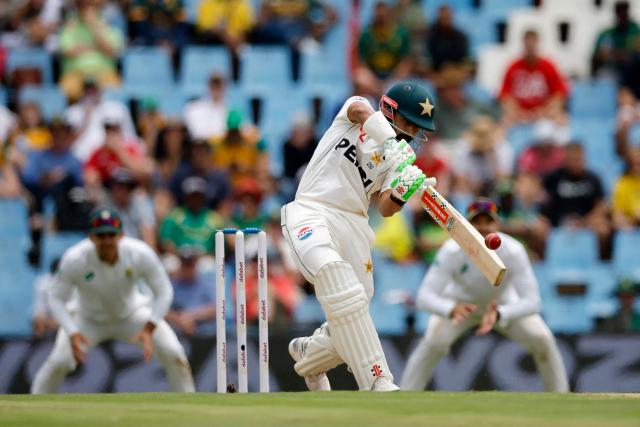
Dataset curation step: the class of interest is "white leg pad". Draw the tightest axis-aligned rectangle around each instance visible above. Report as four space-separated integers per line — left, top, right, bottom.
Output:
315 261 393 390
294 323 343 377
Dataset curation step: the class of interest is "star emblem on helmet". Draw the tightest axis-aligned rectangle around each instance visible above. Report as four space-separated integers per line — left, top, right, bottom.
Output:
419 98 434 116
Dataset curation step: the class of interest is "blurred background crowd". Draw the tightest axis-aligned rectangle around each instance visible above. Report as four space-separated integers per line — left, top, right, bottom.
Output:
1 0 639 341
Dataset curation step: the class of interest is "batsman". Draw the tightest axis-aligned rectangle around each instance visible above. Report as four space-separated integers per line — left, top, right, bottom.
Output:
282 81 436 391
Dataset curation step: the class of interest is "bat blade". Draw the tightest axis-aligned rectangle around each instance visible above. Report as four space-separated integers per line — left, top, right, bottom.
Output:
419 186 507 286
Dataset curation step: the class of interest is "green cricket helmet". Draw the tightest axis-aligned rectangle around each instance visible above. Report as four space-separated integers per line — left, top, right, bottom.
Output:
380 81 436 132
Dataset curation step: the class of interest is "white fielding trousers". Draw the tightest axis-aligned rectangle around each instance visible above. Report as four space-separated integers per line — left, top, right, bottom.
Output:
31 306 195 393
400 313 569 392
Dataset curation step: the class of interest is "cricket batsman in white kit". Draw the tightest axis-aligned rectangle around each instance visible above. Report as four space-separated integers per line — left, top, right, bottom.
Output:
283 81 437 391
400 198 569 392
32 208 195 393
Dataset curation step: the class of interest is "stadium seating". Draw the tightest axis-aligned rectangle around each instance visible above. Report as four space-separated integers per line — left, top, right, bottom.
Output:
5 48 53 84
18 85 68 121
569 79 618 118
240 46 293 95
292 294 325 325
612 230 640 281
545 228 599 279
180 46 232 96
40 232 85 273
123 47 174 98
0 87 6 106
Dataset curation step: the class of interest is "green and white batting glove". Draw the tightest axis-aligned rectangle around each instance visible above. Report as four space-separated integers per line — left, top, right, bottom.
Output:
390 164 426 203
383 139 416 173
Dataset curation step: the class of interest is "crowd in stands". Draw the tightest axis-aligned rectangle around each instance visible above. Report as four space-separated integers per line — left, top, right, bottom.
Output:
1 0 639 337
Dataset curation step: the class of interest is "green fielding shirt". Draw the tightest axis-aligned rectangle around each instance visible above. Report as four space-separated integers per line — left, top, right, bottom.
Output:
159 207 223 253
59 17 124 75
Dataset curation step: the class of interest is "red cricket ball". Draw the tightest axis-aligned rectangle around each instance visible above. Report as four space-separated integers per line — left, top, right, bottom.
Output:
485 233 501 250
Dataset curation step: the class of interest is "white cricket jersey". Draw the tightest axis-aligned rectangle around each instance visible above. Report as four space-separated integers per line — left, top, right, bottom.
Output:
416 233 541 323
49 236 173 335
294 96 395 216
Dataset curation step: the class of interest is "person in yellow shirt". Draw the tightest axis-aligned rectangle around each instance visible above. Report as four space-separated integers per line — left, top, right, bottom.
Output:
210 110 269 189
196 0 255 55
612 145 640 229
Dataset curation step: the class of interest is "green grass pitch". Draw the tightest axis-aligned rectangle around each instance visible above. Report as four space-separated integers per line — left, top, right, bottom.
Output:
1 392 638 427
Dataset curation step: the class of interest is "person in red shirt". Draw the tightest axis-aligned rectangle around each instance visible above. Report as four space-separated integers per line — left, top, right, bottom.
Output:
84 117 153 195
499 30 569 125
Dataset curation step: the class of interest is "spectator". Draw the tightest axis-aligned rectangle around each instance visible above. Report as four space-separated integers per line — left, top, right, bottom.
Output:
84 115 153 191
517 119 570 176
541 143 611 257
9 101 52 162
166 247 216 336
58 0 124 100
425 5 470 72
65 78 136 161
211 109 269 189
135 97 164 153
251 0 336 49
356 1 411 96
167 139 229 210
597 278 640 332
612 145 640 229
106 167 156 248
0 160 22 199
183 73 228 140
592 1 640 78
153 118 189 186
282 112 317 200
452 116 514 198
231 177 268 230
127 0 189 52
499 174 550 260
21 117 83 214
160 176 223 255
196 0 254 67
413 139 451 196
432 67 498 141
32 258 60 337
393 0 427 56
499 30 569 126
0 0 64 50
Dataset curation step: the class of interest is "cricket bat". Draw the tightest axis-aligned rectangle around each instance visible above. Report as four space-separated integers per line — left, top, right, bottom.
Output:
419 185 507 286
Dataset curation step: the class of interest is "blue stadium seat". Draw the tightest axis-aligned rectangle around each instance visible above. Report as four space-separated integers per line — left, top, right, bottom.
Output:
102 88 131 105
569 117 617 171
158 90 190 117
0 198 29 235
293 295 325 325
479 0 532 18
6 48 53 84
612 230 640 281
184 0 201 22
41 232 85 272
240 46 292 94
423 0 474 20
542 295 593 334
0 87 6 106
180 46 232 96
0 268 36 336
586 264 619 318
506 124 535 157
545 228 599 273
18 85 68 121
569 79 617 117
123 47 174 97
300 49 349 95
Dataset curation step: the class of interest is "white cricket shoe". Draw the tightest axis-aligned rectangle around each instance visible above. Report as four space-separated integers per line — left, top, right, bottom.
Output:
371 376 400 392
288 337 332 391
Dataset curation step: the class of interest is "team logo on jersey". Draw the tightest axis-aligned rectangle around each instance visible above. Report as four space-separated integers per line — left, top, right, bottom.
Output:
125 268 133 278
460 264 469 274
84 272 95 282
371 364 383 377
297 227 313 241
367 152 382 170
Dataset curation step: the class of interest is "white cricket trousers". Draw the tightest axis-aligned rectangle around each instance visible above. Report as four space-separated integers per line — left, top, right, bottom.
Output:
400 313 569 392
31 306 195 393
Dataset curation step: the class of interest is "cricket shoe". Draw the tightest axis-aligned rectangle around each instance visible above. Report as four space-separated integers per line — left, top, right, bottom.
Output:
288 337 332 391
371 376 400 392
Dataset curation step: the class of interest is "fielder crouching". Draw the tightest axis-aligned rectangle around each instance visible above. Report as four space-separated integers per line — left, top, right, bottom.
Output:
400 198 569 392
32 208 195 393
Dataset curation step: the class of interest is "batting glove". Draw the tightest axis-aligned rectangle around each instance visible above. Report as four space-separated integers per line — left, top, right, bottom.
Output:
383 139 416 173
390 165 426 203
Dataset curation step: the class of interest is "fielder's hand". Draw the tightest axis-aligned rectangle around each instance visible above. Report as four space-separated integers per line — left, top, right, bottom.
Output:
475 301 498 336
131 321 156 362
70 333 91 364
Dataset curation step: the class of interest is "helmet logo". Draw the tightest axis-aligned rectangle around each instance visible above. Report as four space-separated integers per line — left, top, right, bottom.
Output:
419 98 434 117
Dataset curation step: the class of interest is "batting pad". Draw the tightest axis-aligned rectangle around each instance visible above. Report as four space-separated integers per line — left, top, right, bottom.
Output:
294 323 343 377
315 261 393 390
